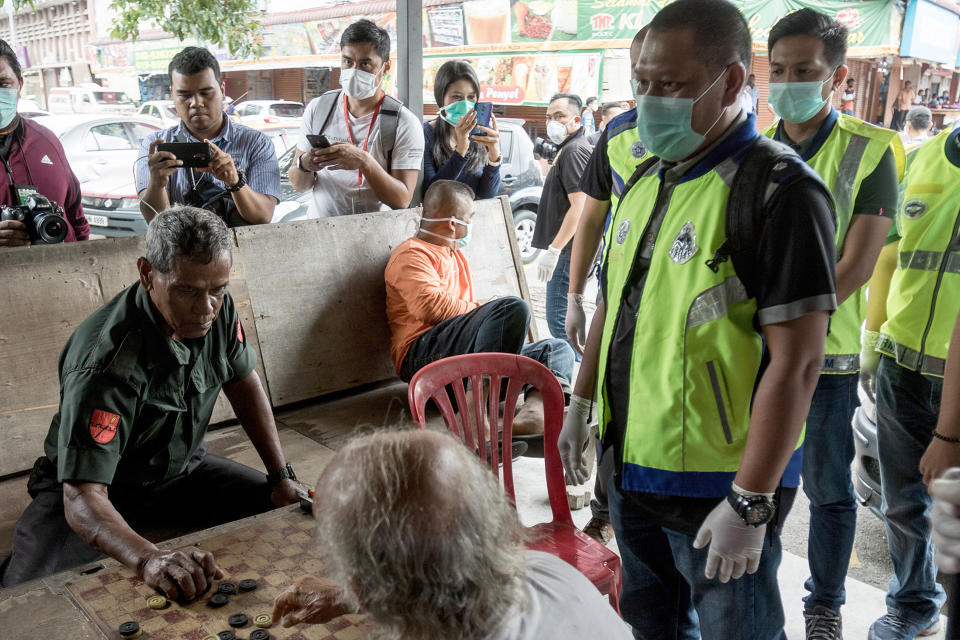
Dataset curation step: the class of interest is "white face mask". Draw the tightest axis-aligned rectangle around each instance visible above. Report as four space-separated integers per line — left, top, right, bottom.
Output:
340 64 384 100
546 120 569 145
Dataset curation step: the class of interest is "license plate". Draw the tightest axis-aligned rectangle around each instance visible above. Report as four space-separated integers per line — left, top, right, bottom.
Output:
86 214 108 227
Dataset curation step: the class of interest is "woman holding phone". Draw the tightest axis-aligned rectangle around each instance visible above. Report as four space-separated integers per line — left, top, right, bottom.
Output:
423 60 502 199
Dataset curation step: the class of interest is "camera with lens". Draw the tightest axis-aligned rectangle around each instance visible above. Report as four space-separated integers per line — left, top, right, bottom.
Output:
533 136 559 163
0 194 69 244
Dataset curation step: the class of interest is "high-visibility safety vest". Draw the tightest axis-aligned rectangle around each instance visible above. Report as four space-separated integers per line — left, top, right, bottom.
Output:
603 108 647 213
597 116 822 496
764 111 904 373
878 128 960 377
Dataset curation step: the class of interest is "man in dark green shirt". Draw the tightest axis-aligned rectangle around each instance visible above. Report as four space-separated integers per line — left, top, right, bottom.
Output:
0 207 302 595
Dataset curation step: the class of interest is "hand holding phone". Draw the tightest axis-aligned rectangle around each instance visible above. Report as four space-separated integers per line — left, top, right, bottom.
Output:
307 134 331 149
471 102 493 137
156 142 212 168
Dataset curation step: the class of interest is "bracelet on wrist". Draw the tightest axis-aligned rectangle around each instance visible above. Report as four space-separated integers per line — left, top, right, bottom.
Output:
933 430 960 444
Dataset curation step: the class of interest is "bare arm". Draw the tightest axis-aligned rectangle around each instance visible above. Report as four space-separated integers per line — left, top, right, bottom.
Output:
289 149 317 193
549 192 587 250
363 163 419 209
920 311 960 485
139 139 177 223
734 311 829 493
63 481 222 599
202 139 275 224
835 215 893 304
569 196 610 294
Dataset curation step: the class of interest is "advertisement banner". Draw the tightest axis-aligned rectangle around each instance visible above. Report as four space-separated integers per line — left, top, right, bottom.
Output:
424 51 602 105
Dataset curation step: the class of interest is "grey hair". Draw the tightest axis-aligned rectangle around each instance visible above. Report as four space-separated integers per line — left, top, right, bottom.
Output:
316 429 529 640
145 206 232 273
907 106 932 131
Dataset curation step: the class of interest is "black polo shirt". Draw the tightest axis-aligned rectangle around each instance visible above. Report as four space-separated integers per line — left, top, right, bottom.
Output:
531 127 594 250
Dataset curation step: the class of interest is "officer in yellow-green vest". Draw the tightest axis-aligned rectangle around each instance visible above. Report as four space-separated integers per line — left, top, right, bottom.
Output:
762 11 903 639
858 126 960 640
596 1 837 638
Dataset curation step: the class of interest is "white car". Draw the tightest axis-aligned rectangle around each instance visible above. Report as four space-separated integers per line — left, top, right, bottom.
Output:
31 114 163 184
136 101 179 127
232 100 304 125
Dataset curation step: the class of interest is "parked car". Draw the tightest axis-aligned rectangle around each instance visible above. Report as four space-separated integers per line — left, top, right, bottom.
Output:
47 85 136 115
136 100 179 127
244 122 302 158
32 114 163 184
80 174 147 237
233 100 304 126
853 385 883 519
18 98 48 118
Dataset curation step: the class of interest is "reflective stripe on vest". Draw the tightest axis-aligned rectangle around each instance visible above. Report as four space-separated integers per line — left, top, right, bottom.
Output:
764 114 903 371
879 128 960 376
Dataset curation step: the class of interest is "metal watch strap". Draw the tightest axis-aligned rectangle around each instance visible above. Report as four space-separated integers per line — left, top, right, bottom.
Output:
727 489 776 527
225 169 246 192
267 462 296 484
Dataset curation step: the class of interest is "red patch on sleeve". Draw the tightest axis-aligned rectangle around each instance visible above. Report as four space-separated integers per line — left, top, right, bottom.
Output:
237 318 244 343
89 409 120 444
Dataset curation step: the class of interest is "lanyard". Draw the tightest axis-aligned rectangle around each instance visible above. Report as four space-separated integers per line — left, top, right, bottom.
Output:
343 93 385 186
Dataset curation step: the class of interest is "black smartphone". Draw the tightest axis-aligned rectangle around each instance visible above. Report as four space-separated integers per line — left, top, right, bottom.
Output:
307 134 331 149
156 142 211 168
472 102 493 136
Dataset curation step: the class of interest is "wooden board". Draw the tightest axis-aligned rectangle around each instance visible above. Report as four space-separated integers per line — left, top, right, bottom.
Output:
239 196 529 406
65 507 371 640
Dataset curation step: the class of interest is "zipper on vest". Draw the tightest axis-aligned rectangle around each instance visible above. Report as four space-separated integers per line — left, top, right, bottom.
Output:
706 361 733 445
917 209 960 367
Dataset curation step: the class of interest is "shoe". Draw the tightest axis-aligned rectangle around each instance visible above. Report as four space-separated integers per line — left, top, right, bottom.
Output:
867 614 941 640
582 517 614 545
804 606 842 640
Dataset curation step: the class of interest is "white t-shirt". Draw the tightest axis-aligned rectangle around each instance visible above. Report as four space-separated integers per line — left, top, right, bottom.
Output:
490 551 632 640
298 92 424 217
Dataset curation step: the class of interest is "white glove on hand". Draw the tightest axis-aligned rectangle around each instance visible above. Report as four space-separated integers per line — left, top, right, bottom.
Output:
565 293 587 355
860 329 881 404
693 485 770 583
559 394 592 485
931 467 960 574
538 246 561 282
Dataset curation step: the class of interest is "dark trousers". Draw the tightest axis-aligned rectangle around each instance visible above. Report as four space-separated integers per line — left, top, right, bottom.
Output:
399 296 574 391
0 446 272 588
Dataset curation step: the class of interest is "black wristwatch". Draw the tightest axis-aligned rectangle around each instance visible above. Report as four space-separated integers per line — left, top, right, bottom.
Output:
727 488 776 527
267 462 297 485
225 169 247 192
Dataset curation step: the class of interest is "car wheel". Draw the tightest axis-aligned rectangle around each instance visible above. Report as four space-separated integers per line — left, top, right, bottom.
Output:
513 208 541 265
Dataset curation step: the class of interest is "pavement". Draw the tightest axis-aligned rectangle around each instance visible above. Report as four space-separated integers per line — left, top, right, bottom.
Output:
519 262 950 639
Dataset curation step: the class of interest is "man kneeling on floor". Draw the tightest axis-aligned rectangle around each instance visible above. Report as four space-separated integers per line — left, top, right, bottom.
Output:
271 428 631 638
0 206 302 592
385 179 575 435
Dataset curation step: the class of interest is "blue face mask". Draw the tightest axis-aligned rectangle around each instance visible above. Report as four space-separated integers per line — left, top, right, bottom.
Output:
0 88 17 129
440 100 475 126
768 76 833 123
419 215 472 249
632 68 727 162
457 222 472 249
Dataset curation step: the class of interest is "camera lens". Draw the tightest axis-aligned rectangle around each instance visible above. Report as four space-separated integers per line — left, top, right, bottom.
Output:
34 212 68 243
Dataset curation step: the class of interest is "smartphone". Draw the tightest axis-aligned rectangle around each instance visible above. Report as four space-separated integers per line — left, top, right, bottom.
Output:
307 134 331 149
156 142 211 168
472 102 493 136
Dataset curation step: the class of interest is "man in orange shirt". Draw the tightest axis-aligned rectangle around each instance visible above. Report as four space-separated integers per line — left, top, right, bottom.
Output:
892 80 916 131
385 180 575 434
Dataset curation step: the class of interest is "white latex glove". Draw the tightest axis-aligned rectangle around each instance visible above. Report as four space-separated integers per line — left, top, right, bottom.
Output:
559 394 592 485
538 246 561 283
859 328 881 404
565 293 587 355
692 485 771 583
931 467 960 574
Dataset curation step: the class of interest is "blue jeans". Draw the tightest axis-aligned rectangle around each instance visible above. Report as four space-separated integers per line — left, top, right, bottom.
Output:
801 373 859 612
876 356 946 623
608 474 788 640
545 247 580 361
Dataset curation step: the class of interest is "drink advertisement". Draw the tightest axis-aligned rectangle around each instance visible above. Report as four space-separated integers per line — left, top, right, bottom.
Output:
428 5 467 47
423 51 602 105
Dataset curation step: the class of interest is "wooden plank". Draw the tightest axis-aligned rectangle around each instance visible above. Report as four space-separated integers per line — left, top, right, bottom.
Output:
237 197 529 406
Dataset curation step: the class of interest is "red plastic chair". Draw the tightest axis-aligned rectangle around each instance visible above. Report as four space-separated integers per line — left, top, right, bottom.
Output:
408 352 622 612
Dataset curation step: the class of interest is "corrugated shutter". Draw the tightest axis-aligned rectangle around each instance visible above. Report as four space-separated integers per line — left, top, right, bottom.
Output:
275 69 304 103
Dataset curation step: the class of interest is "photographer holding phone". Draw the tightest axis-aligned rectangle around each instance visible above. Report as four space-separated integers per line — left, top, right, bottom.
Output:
136 47 280 227
423 60 501 200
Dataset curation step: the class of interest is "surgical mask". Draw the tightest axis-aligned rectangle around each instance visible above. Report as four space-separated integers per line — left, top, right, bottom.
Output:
0 88 17 129
632 69 727 162
546 120 569 145
419 216 471 248
440 99 475 126
768 77 833 123
340 65 383 100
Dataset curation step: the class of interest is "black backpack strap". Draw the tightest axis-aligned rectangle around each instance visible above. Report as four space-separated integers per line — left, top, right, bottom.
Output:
707 135 828 299
378 94 403 170
315 90 342 135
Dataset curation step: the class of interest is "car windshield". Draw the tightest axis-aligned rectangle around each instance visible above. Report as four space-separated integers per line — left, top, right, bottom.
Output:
94 91 134 105
271 104 303 118
163 105 177 117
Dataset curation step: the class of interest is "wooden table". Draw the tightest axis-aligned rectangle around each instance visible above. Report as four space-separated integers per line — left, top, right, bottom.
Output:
0 505 369 639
